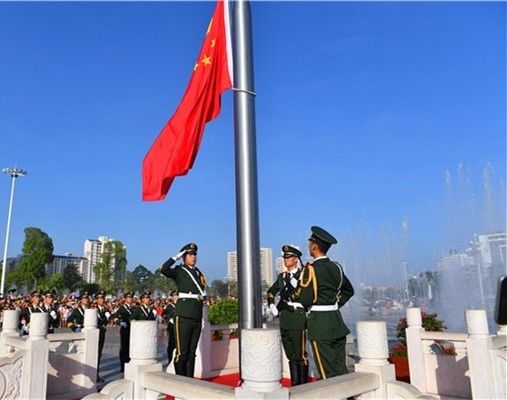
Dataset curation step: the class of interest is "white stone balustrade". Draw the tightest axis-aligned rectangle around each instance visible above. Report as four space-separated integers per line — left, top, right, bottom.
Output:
125 320 162 400
406 307 427 393
0 309 19 357
355 321 395 399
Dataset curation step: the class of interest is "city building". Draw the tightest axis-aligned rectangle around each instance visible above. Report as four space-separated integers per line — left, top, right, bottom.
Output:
83 236 126 283
226 247 274 285
46 253 89 279
276 257 285 274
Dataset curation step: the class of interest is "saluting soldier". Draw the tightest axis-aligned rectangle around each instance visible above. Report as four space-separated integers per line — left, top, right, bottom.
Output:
160 243 207 378
131 290 157 321
95 290 111 383
112 291 134 372
42 289 60 334
163 291 178 366
20 290 44 335
66 291 89 332
296 226 354 379
267 245 308 386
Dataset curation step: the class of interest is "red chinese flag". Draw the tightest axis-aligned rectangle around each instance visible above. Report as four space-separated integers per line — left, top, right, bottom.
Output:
142 0 233 201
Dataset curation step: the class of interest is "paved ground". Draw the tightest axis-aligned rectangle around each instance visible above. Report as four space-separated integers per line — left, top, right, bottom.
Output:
95 325 170 384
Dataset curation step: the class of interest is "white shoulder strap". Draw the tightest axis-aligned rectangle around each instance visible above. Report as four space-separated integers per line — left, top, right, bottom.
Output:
182 266 206 297
332 261 344 292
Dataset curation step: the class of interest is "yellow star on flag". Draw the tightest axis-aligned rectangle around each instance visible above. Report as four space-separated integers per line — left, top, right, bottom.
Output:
202 55 211 66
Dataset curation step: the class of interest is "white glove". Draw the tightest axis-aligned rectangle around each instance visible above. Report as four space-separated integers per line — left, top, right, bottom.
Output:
172 250 186 261
269 304 279 317
152 309 157 316
105 312 111 319
22 325 30 334
120 321 128 328
50 310 57 319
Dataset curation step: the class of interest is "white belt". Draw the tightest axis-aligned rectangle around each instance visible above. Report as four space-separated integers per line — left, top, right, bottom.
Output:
311 303 338 312
287 301 304 309
179 293 202 300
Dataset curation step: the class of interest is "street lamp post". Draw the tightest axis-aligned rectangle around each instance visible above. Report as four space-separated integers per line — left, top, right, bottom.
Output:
1 167 27 295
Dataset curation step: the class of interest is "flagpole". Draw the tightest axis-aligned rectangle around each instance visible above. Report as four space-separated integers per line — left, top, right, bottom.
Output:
233 0 262 336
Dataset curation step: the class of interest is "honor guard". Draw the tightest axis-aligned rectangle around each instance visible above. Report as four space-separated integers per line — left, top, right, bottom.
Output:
20 290 44 335
42 289 60 334
66 291 90 332
160 243 207 378
163 291 178 366
112 291 134 372
95 290 111 383
132 290 157 320
295 226 354 379
267 245 308 386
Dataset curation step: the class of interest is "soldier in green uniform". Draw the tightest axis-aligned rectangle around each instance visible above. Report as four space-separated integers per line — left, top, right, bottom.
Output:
160 243 207 378
163 291 178 366
20 290 43 335
95 290 111 383
296 226 354 379
112 291 134 372
66 291 90 332
42 289 60 334
267 245 308 386
131 290 157 320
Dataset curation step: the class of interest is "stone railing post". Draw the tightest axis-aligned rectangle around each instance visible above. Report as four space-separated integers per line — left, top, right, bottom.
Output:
194 305 211 378
466 309 494 399
0 309 20 356
125 320 162 400
81 308 99 389
491 323 507 399
235 328 288 400
405 307 426 393
355 321 395 399
21 312 49 400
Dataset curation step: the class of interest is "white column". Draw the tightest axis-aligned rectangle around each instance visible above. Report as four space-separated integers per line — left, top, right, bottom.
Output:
125 321 162 400
405 307 426 393
0 309 19 356
21 312 49 400
82 308 99 389
466 309 494 399
194 306 211 378
355 321 395 399
235 328 288 400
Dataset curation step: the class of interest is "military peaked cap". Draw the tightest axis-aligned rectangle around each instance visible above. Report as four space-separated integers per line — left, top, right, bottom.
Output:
308 226 338 245
80 291 89 299
140 290 152 299
95 290 106 299
44 289 56 297
123 291 134 297
31 289 42 297
180 242 198 254
282 245 302 258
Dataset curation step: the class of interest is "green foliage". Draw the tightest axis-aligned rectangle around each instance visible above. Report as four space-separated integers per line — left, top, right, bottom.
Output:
93 240 127 292
62 264 83 291
81 282 100 296
14 227 54 290
396 311 446 343
209 279 228 298
132 265 152 283
208 299 239 325
143 270 176 295
43 273 65 292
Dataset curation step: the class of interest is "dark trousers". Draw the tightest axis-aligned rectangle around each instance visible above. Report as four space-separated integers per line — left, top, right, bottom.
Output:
98 327 106 375
167 322 176 365
310 336 347 379
119 326 130 371
281 328 308 365
174 316 202 377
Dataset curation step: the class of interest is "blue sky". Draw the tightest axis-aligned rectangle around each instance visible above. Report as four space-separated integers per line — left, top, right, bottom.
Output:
0 1 505 284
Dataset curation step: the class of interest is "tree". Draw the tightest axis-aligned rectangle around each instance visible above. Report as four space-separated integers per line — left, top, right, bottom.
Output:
144 270 176 295
132 265 153 284
208 299 239 324
209 279 228 298
15 227 54 290
93 240 127 292
81 283 100 296
44 273 65 292
63 264 83 291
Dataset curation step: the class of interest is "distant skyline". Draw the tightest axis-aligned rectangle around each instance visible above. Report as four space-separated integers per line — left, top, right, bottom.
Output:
0 2 505 285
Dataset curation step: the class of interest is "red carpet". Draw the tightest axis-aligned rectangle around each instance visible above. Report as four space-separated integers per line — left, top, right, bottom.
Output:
164 373 316 400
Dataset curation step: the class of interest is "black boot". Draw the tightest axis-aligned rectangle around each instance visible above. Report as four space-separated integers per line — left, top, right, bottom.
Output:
299 363 309 385
289 361 299 386
174 359 187 376
186 358 196 378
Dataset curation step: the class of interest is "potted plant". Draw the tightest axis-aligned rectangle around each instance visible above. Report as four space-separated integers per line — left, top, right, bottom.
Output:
389 311 452 382
208 299 239 341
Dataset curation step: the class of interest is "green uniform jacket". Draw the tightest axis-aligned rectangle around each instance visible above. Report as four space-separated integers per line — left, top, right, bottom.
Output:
67 306 86 331
296 257 354 340
161 259 206 320
267 271 306 331
131 305 156 321
97 306 111 330
112 304 133 327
